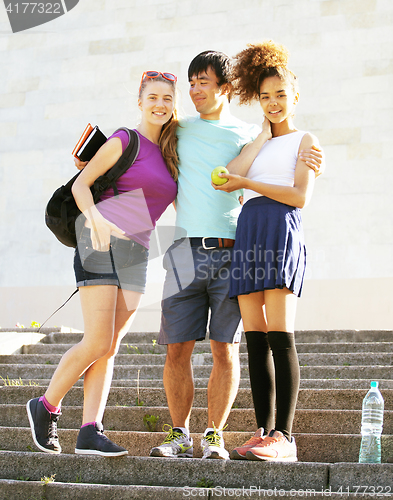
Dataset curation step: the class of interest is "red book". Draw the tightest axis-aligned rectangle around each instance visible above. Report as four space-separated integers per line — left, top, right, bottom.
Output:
72 124 107 161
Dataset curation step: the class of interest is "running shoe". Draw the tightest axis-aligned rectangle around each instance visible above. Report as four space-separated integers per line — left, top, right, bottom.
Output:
246 429 297 462
230 427 265 460
201 423 229 460
150 425 193 458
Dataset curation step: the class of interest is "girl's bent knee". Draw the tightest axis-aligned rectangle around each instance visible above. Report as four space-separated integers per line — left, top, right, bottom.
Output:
104 344 120 359
82 341 113 361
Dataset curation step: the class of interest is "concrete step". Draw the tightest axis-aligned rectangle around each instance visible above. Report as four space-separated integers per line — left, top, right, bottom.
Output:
0 328 80 333
0 479 210 500
2 387 392 410
1 363 392 381
1 426 393 463
34 330 393 346
0 480 193 500
0 451 392 490
22 340 393 355
1 328 392 494
298 353 393 366
294 330 393 343
2 352 392 367
1 480 392 500
3 376 393 390
23 341 248 355
2 403 393 435
38 331 162 345
297 341 393 353
298 379 393 389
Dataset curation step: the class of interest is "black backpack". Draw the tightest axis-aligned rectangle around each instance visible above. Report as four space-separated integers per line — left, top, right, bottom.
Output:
45 128 140 248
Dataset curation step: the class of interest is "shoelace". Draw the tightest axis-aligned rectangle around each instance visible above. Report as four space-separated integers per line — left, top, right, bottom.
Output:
47 413 60 441
259 435 280 447
242 435 263 447
161 424 185 444
204 422 227 446
96 430 113 443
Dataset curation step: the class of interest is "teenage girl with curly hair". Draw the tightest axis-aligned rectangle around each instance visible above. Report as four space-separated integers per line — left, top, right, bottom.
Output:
213 40 323 462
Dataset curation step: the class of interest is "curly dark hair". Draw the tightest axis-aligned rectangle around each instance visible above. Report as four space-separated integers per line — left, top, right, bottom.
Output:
231 40 298 105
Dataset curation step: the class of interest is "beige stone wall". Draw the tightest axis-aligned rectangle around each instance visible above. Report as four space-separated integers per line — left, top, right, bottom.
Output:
0 0 392 330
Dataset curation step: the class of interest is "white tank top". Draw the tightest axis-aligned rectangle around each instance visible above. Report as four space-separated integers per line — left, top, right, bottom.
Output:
243 130 307 205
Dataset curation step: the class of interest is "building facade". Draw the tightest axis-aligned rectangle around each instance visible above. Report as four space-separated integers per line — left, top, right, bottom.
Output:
0 0 392 330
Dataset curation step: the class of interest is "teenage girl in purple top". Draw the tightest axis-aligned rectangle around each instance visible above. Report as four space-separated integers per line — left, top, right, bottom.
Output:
27 71 179 456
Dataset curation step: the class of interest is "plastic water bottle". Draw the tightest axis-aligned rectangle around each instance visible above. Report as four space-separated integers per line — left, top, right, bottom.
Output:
358 381 384 463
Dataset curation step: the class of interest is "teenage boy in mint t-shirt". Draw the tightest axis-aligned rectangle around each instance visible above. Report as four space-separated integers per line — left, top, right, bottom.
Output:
150 51 322 460
175 115 259 239
150 51 261 461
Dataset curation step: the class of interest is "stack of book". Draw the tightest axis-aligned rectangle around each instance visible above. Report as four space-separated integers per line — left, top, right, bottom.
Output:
72 123 107 162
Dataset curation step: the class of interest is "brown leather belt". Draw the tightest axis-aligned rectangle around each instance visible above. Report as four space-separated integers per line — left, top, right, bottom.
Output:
189 237 235 249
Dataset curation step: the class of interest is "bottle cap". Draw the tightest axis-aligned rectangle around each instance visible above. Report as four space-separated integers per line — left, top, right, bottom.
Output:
371 381 378 388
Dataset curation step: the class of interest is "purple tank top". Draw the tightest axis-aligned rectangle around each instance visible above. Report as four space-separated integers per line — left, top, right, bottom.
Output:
96 129 177 249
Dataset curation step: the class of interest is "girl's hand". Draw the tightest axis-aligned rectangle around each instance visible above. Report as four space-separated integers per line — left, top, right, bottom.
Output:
261 116 272 140
74 157 89 170
211 173 247 193
298 145 324 176
89 215 125 251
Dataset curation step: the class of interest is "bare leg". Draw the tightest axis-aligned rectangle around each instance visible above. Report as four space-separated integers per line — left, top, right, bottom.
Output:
82 289 142 424
163 341 195 429
238 291 267 333
207 339 240 429
44 285 119 407
263 288 298 333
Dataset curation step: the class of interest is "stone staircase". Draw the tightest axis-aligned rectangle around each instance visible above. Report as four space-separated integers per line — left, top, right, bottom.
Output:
0 327 392 499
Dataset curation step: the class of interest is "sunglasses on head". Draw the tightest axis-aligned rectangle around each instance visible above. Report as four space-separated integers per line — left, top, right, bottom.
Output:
139 71 177 93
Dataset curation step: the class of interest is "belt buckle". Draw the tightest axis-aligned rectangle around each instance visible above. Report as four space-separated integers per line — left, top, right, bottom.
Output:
202 237 216 250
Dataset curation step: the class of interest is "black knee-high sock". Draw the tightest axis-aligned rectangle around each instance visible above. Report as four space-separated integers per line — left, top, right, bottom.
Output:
267 331 300 441
245 331 275 431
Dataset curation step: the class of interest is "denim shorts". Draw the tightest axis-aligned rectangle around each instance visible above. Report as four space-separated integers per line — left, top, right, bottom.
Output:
159 238 242 345
74 227 148 293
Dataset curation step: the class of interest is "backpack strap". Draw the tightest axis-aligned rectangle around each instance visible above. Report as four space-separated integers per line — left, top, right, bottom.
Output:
92 128 140 201
37 288 79 332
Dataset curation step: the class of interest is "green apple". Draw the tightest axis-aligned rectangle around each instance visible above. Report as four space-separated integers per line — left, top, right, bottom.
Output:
211 166 229 185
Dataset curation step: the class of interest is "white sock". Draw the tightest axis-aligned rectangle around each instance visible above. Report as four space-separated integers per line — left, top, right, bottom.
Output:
204 427 222 437
174 426 189 437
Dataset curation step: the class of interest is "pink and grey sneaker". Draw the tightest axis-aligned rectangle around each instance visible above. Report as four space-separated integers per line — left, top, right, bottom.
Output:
246 429 297 462
230 427 265 460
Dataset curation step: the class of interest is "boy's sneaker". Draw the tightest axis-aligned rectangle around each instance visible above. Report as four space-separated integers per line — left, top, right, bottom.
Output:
26 397 61 454
75 422 128 457
150 425 193 458
230 427 265 460
201 425 229 460
246 430 297 462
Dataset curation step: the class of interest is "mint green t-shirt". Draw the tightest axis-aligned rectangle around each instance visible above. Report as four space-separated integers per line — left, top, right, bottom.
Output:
175 115 260 239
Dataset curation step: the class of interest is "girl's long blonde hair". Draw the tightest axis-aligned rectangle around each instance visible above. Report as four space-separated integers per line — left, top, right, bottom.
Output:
139 75 179 181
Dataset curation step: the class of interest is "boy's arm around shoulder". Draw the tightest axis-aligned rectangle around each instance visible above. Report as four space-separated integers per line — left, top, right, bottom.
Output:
294 132 320 208
299 132 326 178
